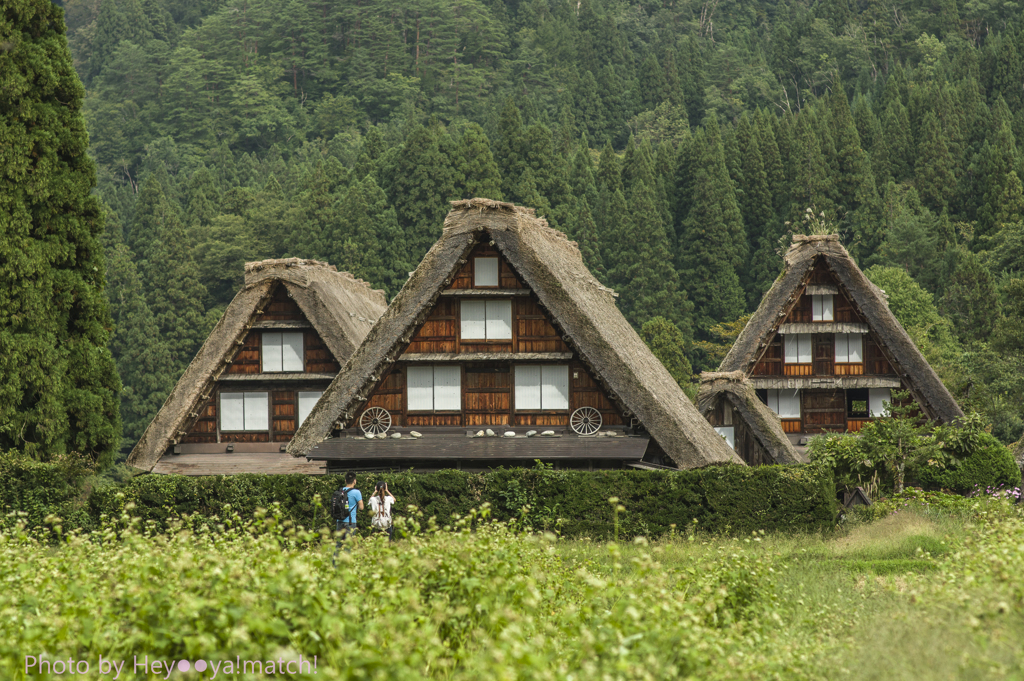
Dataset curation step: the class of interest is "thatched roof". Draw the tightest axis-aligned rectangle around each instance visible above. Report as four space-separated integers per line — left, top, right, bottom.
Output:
697 371 804 465
127 259 387 471
719 235 963 424
289 198 741 468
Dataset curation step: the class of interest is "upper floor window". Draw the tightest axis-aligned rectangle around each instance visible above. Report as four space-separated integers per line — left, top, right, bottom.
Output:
461 300 512 340
714 426 736 450
474 257 499 287
835 333 863 363
262 332 304 372
298 391 323 426
220 392 269 431
784 333 812 363
869 388 891 417
515 365 569 411
407 365 461 411
811 294 834 321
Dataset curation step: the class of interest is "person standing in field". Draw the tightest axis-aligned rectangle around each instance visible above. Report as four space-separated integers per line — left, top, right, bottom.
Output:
332 472 363 564
369 480 396 540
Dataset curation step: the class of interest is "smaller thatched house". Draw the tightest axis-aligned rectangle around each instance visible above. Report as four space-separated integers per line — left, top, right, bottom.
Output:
719 235 962 439
698 371 804 465
127 259 387 475
288 198 741 473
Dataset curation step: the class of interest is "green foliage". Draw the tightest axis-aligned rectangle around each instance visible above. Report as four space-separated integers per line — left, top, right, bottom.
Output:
641 316 694 389
62 465 839 539
0 0 122 465
911 431 1020 493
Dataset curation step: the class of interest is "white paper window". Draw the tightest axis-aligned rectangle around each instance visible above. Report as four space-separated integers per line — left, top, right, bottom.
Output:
812 295 834 321
515 365 570 411
766 389 801 419
220 392 268 431
715 426 735 450
262 332 304 372
784 334 812 364
474 257 499 287
869 388 891 417
407 366 435 411
406 366 462 411
298 391 322 426
460 300 512 340
835 333 864 363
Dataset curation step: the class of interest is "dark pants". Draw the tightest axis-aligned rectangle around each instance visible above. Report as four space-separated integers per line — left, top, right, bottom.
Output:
333 520 356 565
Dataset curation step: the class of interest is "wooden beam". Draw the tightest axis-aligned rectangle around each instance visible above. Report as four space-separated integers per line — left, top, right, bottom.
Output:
397 352 574 362
439 289 532 297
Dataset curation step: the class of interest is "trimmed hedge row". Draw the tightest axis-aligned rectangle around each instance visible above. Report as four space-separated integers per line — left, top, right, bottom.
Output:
79 464 838 538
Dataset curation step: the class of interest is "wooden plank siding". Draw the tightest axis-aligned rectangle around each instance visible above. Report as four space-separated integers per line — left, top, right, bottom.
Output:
353 244 625 432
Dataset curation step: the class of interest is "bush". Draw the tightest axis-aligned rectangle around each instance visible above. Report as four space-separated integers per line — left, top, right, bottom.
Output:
909 433 1021 493
83 464 837 538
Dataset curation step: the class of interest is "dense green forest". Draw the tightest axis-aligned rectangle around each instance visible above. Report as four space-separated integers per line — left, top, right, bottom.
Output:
59 0 1024 455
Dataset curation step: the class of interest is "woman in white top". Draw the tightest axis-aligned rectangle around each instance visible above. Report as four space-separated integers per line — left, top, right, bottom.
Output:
368 480 396 540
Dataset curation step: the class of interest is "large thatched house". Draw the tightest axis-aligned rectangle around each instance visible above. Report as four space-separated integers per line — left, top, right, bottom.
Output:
719 235 962 440
288 199 741 473
698 371 804 465
127 259 387 475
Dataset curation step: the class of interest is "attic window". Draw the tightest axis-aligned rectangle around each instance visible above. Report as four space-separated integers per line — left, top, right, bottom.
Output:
835 333 863 363
869 388 891 417
461 300 512 340
515 365 569 411
783 334 812 364
262 332 304 372
714 426 735 450
474 257 499 287
811 294 834 321
220 392 269 432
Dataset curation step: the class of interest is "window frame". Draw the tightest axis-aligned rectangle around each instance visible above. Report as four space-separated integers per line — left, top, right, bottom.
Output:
460 299 513 341
835 333 864 363
514 364 570 412
219 391 270 432
811 294 834 321
473 257 500 287
406 365 463 413
261 331 305 373
297 391 323 427
761 388 801 419
783 333 813 364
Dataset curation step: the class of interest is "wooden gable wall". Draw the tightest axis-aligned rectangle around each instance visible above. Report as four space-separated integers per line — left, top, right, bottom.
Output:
183 283 338 444
357 242 624 430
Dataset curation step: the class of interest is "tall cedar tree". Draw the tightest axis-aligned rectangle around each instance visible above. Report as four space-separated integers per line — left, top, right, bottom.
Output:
678 118 747 332
829 82 881 257
570 197 606 282
611 179 691 330
640 316 694 389
389 123 458 263
1 0 122 463
455 123 503 200
915 111 957 213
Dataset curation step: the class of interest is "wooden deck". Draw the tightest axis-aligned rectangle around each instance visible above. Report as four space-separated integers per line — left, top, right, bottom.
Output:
152 451 326 475
307 432 651 461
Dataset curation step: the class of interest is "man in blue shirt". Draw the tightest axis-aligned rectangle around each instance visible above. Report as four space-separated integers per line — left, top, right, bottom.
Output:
334 472 363 563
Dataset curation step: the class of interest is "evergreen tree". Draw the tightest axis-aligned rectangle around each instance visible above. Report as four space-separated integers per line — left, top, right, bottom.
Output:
829 82 881 258
1 0 122 463
640 316 694 389
494 98 526 201
678 119 748 331
569 139 600 214
880 98 913 183
610 179 691 330
184 164 220 234
915 111 957 213
389 124 459 262
455 123 502 200
104 240 174 449
940 245 999 342
570 197 606 282
789 111 835 221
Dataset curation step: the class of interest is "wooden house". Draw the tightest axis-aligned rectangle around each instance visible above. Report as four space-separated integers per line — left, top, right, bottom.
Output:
718 235 962 440
127 259 388 475
698 371 804 466
288 199 741 473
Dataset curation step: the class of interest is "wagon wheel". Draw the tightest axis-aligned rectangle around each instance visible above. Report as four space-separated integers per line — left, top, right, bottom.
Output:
359 407 392 435
570 407 602 436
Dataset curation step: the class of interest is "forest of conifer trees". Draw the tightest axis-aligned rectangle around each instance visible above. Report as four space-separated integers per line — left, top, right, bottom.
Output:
54 0 1024 457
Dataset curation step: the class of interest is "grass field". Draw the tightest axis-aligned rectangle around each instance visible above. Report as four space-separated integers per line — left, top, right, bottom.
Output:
3 498 1024 680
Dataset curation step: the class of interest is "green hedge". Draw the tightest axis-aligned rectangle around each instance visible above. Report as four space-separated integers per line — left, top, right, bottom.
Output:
909 433 1021 493
0 451 94 532
82 464 838 538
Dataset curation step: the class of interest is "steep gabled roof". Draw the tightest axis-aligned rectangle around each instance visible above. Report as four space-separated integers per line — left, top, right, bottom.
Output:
719 235 962 423
697 371 804 465
127 259 387 471
289 198 741 468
